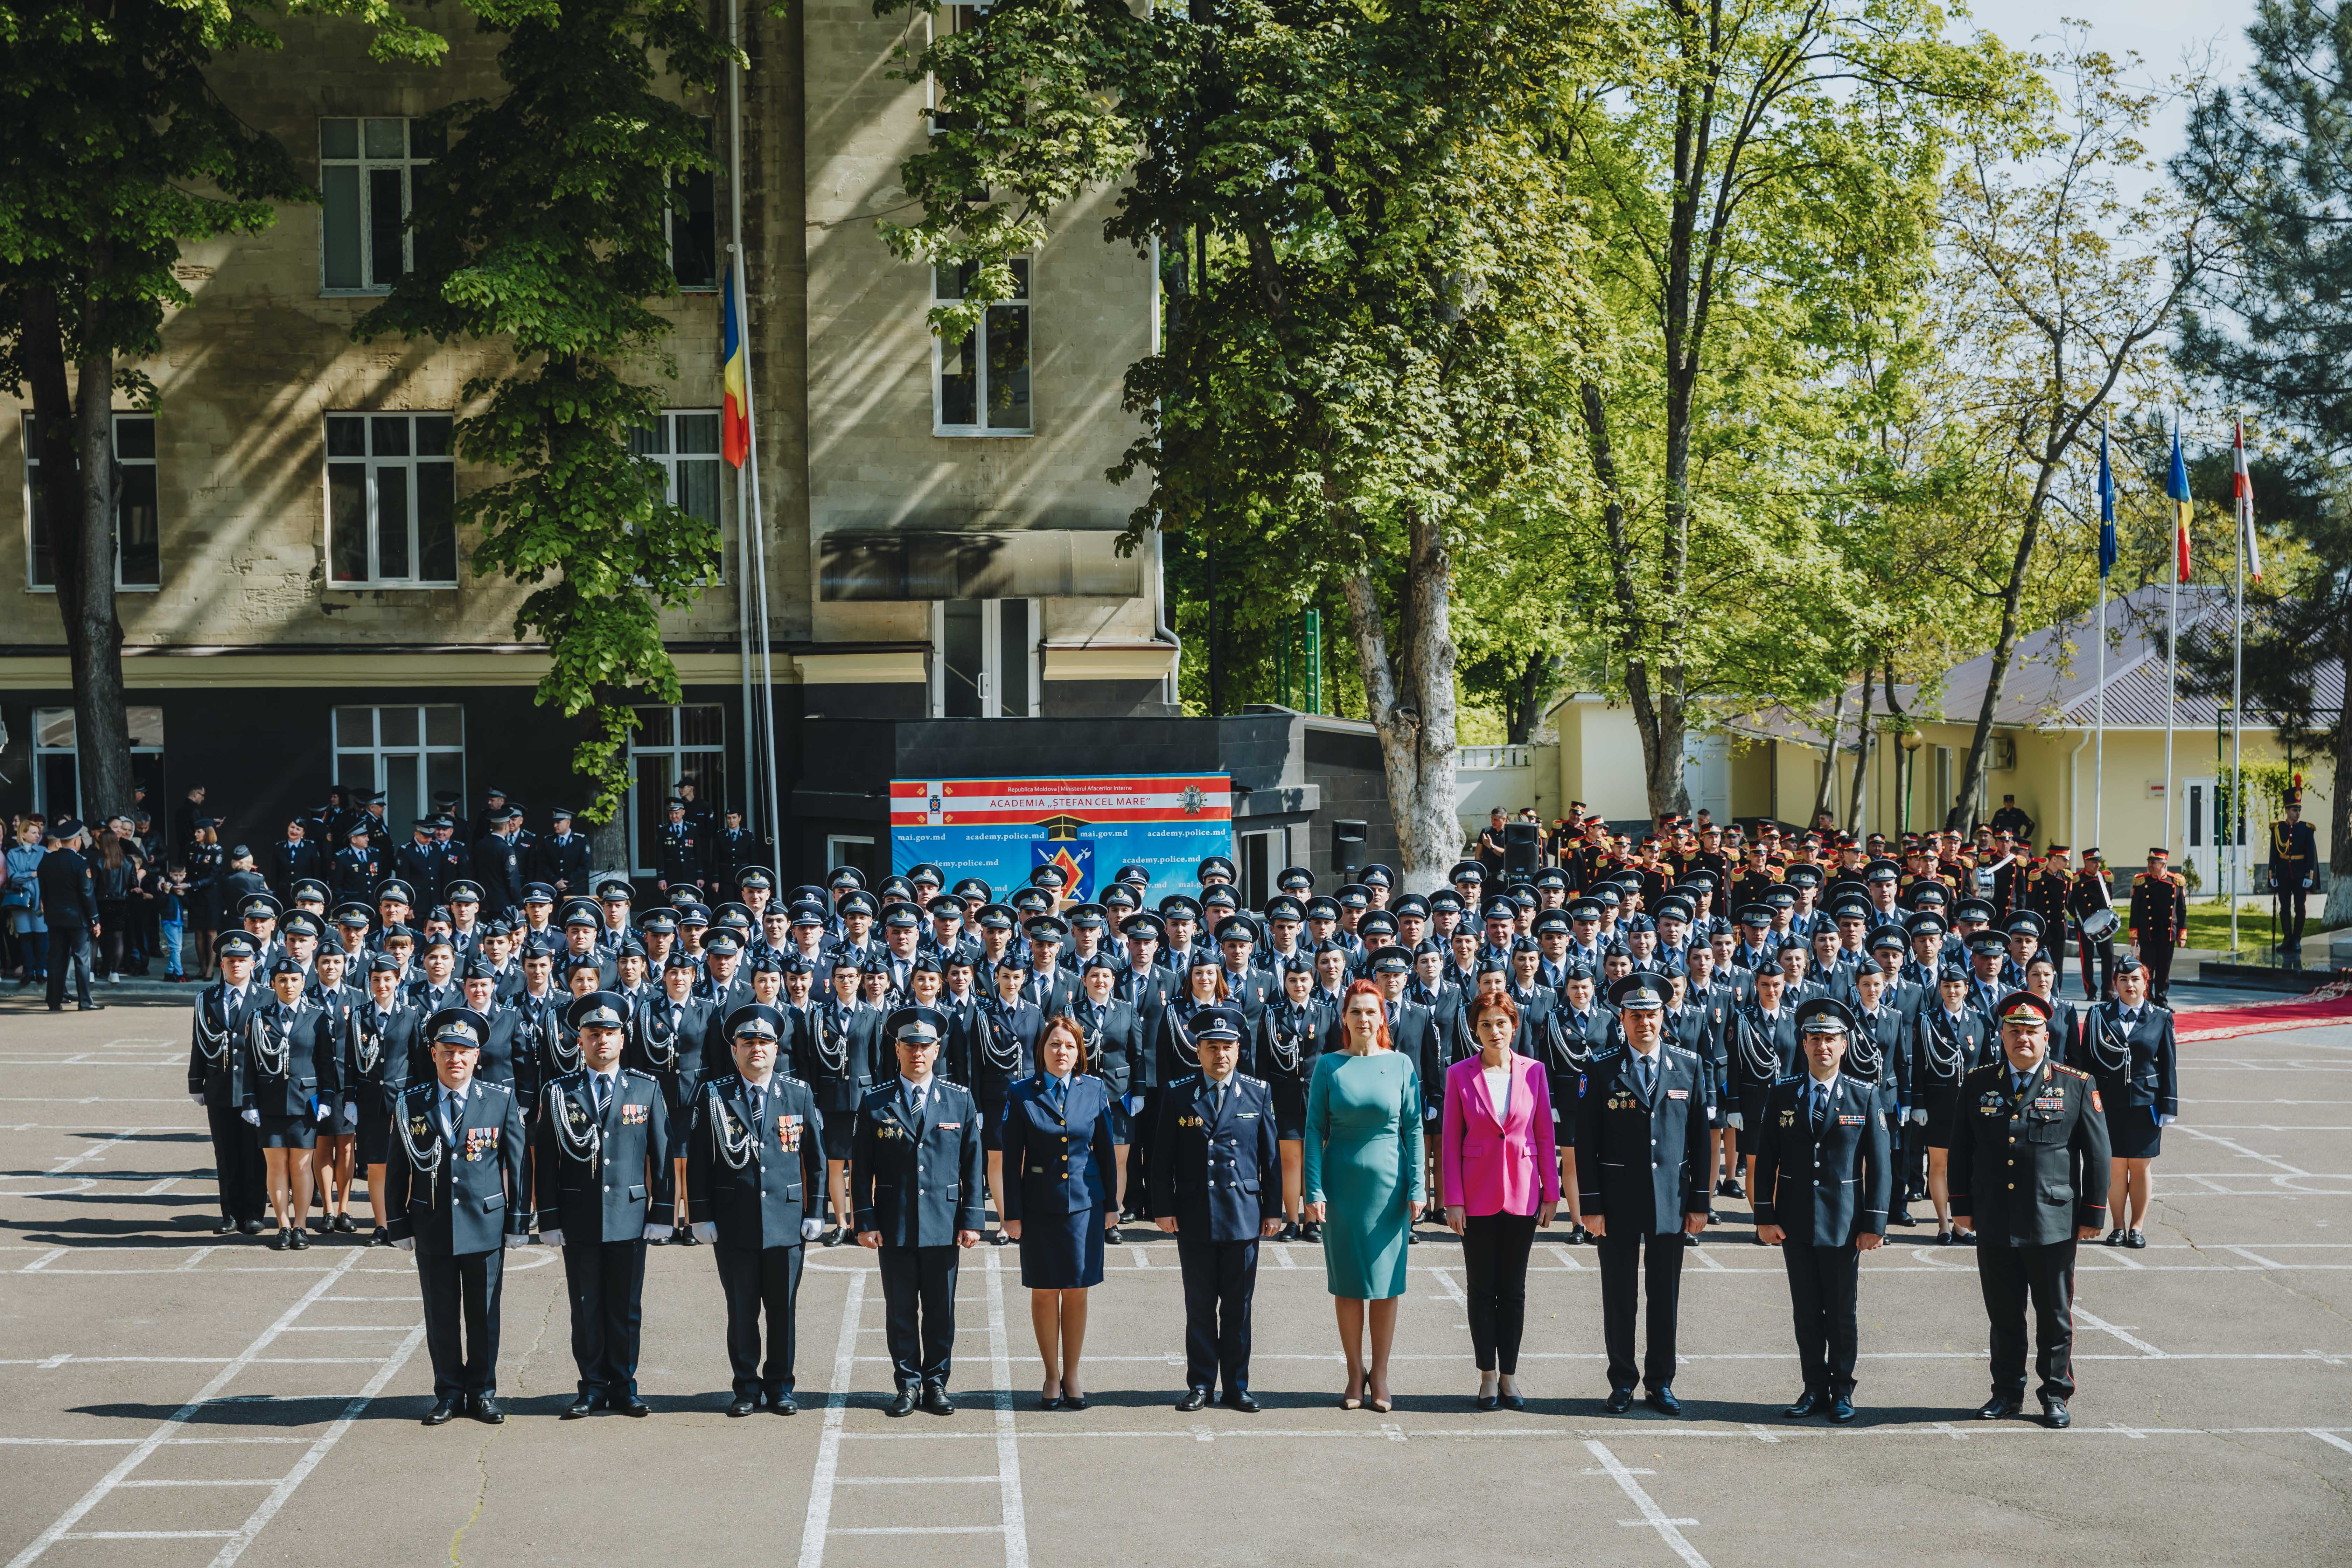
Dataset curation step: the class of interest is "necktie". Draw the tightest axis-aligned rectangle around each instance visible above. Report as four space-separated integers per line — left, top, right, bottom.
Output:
1210 1079 1225 1117
593 1073 611 1117
906 1082 924 1120
1810 1082 1828 1130
2011 1070 2029 1100
442 1090 460 1142
1050 1076 1067 1114
1638 1052 1655 1097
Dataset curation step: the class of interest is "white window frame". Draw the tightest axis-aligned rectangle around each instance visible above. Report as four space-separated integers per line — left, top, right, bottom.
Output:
1240 829 1279 909
931 257 1033 437
319 116 438 294
323 412 459 588
331 706 467 835
826 834 879 882
627 408 727 582
625 703 728 877
32 707 164 821
929 598 1039 718
22 413 161 592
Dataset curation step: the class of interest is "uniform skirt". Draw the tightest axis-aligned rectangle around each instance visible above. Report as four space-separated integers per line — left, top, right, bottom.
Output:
1734 1085 1773 1156
355 1087 394 1164
1921 1082 1962 1150
317 1096 361 1137
2105 1101 2162 1158
976 1078 1013 1152
1270 1076 1311 1141
256 1113 316 1150
1019 1200 1107 1290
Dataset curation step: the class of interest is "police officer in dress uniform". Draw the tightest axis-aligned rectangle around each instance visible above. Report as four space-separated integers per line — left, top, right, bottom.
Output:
535 991 673 1417
1576 972 1711 1415
689 1003 829 1415
386 1007 530 1427
1753 997 1891 1422
852 1006 986 1416
189 932 268 1234
1150 1006 1284 1412
2127 849 2189 1007
2269 789 2319 961
1948 990 2111 1428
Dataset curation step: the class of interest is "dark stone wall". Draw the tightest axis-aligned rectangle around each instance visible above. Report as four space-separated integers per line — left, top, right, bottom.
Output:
1303 726 1400 880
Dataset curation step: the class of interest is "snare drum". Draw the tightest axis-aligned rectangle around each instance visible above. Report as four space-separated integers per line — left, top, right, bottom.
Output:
2078 906 2120 943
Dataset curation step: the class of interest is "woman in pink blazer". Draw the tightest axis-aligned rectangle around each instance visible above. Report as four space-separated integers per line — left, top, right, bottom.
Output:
1443 992 1560 1410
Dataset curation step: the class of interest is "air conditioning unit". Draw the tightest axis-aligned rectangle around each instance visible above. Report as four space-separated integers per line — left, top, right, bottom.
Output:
1990 736 2016 771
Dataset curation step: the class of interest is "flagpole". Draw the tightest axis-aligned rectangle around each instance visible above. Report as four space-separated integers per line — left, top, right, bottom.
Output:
2095 419 2111 851
2164 418 2180 864
2231 416 2246 956
727 0 755 833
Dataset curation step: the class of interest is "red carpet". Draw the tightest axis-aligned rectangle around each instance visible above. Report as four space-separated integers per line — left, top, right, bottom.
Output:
2178 988 2352 1040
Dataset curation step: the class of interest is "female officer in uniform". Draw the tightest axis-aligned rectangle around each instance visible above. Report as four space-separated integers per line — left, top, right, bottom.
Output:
967 950 1043 1243
2086 955 2179 1249
1258 956 1324 1240
1000 1013 1120 1408
244 956 337 1249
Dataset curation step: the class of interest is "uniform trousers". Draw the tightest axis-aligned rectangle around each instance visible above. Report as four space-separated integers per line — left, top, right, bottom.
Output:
878 1244 959 1389
2138 942 2176 1008
2278 888 2309 951
1459 1211 1539 1374
417 1248 504 1400
560 1237 648 1399
1175 1234 1259 1393
1124 1090 1159 1215
714 1242 805 1399
46 924 95 1009
1595 1228 1686 1393
2077 935 2114 1001
1781 1241 1862 1395
1976 1237 2076 1403
203 1101 267 1225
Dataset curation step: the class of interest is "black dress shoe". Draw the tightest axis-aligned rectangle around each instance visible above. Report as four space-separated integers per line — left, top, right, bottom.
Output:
563 1394 598 1419
1175 1388 1209 1412
288 1228 310 1251
1407 1231 1419 1245
675 1226 700 1247
823 1227 846 1248
1936 1230 1954 1247
240 1218 267 1235
1683 1232 1700 1248
1890 1208 1917 1227
1604 1388 1635 1415
2042 1398 2071 1429
990 1229 1010 1247
728 1396 758 1417
1498 1392 1526 1412
615 1395 651 1417
1223 1390 1259 1413
1277 1221 1299 1242
274 1228 294 1251
1300 1222 1324 1243
423 1396 461 1427
1474 1394 1500 1412
1956 1231 1976 1246
214 1216 238 1235
886 1389 917 1418
1645 1387 1683 1417
472 1395 505 1424
1829 1395 1856 1424
921 1384 955 1416
333 1213 357 1234
1061 1393 1087 1412
1977 1395 2024 1420
2105 1227 2124 1246
770 1395 797 1416
2123 1229 2147 1249
1784 1390 1825 1419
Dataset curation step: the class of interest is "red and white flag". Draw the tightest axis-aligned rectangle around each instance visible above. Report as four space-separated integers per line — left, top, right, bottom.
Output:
2233 420 2263 583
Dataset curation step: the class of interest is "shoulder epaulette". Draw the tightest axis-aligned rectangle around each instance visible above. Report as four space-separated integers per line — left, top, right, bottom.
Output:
622 1067 654 1084
1666 1044 1697 1061
2054 1064 2089 1079
1171 1073 1201 1089
1238 1072 1265 1087
781 1072 807 1088
1592 1047 1622 1063
482 1080 511 1096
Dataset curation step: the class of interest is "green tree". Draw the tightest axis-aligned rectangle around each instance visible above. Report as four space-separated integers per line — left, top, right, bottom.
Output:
358 0 728 826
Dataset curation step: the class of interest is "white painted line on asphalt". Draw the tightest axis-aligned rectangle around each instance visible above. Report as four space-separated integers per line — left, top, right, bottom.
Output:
1584 1440 1709 1568
983 1246 1030 1568
2074 1307 2165 1358
1548 1245 1585 1271
57 1531 237 1541
4 1249 363 1568
2309 1429 2352 1458
2175 1125 2311 1176
796 1267 868 1568
834 1475 1001 1485
829 1526 1002 1536
2224 1245 2288 1269
117 1479 282 1488
843 1422 2352 1445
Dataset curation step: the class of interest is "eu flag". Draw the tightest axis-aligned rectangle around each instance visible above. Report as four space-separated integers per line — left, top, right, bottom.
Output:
2097 423 2117 579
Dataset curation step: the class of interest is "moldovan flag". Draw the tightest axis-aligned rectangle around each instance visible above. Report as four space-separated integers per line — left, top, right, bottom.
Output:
2166 425 2192 581
2233 420 2262 582
721 265 750 468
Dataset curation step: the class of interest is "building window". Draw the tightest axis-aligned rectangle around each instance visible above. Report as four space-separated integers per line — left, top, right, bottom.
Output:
1240 829 1278 909
32 706 165 821
933 598 1035 718
827 834 880 883
668 117 719 291
320 117 443 293
932 258 1031 435
626 703 726 876
333 705 465 835
23 413 160 591
325 413 458 587
626 409 725 579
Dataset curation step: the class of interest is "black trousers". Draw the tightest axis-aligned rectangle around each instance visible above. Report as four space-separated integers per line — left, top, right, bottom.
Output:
2139 941 2176 1007
417 1247 504 1399
1901 1121 1927 1199
878 1244 959 1389
1976 1238 2077 1403
2078 936 2114 1001
1782 1241 1862 1395
1124 1090 1159 1214
1175 1233 1259 1393
715 1242 806 1399
2278 890 2309 951
1595 1228 1686 1393
1460 1211 1538 1374
203 1100 267 1224
561 1237 648 1398
46 923 94 1009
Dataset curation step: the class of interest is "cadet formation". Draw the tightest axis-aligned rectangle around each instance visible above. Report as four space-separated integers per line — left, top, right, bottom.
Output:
176 796 2194 1433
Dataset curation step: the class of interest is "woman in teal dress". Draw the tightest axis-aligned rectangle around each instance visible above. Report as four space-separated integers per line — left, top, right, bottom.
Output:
1302 980 1425 1412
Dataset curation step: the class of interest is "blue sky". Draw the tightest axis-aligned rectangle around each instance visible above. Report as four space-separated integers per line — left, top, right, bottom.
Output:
1962 0 2254 162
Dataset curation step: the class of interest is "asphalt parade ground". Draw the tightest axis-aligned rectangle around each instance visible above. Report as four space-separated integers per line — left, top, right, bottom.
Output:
0 999 2346 1567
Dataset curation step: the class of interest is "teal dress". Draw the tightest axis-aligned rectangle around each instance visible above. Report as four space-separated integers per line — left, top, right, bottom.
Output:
1302 1049 1425 1300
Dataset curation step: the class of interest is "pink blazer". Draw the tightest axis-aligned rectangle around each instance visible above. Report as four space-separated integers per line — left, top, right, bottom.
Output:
1441 1052 1561 1215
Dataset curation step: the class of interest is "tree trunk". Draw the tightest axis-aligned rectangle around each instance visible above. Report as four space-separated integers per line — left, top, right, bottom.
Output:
1579 379 1688 820
1881 654 1912 833
1950 482 2056 831
1811 682 1848 825
1341 508 1459 895
1846 664 1875 832
69 352 135 825
1506 649 1558 744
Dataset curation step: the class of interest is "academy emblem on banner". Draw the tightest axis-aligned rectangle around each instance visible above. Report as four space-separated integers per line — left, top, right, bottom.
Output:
1034 814 1094 899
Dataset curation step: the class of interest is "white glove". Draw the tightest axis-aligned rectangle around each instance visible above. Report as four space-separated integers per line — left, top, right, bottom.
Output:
2155 1112 2175 1126
693 1221 718 1244
801 1218 825 1242
1723 1111 1743 1130
1125 1094 1144 1113
503 1232 529 1249
539 1228 565 1248
240 1108 260 1127
642 1224 674 1242
190 1092 205 1106
1909 1108 1929 1126
396 1237 414 1252
342 1101 357 1122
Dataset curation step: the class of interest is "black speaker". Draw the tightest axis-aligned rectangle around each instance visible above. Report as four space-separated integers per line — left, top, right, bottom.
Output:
1504 820 1540 876
1333 820 1368 882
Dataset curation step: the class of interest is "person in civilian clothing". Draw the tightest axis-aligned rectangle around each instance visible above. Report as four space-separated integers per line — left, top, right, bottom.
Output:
1442 992 1559 1411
